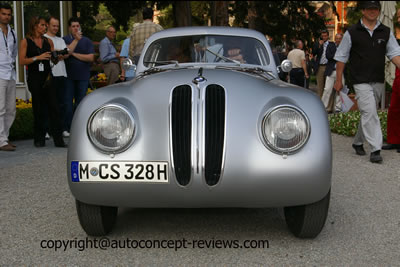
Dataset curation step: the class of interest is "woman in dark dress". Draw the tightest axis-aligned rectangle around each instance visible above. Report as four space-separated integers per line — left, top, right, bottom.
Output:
19 16 66 147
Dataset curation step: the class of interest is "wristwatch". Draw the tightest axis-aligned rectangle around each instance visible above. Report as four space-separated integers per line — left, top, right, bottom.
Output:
33 57 37 62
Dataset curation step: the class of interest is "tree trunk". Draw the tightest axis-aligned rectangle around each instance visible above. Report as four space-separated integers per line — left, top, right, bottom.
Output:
211 1 229 26
248 1 257 29
174 1 192 27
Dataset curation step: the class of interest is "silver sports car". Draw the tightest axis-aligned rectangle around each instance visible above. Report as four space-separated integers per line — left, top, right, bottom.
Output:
68 27 332 238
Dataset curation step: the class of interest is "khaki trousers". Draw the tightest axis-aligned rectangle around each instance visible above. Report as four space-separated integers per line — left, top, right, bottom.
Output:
353 83 384 152
0 78 16 147
321 70 343 112
104 62 121 85
316 65 326 98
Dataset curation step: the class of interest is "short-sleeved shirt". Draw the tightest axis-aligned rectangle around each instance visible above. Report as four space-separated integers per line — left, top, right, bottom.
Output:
129 20 163 58
44 34 67 77
63 35 94 80
287 48 305 68
120 38 135 78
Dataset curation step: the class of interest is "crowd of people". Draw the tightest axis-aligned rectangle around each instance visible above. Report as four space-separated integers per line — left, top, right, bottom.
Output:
0 5 161 151
284 1 400 163
0 2 399 164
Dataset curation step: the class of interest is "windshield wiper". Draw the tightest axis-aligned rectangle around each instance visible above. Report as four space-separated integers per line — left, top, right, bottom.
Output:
143 60 180 67
215 66 276 81
242 67 276 80
205 48 241 65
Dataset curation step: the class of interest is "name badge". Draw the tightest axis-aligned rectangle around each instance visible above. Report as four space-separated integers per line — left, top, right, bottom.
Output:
39 62 44 72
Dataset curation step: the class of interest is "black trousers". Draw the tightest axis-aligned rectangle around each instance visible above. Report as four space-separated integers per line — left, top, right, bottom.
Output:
28 73 63 143
289 68 306 87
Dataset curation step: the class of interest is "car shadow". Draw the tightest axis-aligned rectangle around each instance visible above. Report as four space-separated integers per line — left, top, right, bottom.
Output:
111 207 289 238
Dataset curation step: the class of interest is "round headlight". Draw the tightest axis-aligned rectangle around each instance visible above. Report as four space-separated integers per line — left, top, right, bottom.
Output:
262 106 310 153
88 104 135 153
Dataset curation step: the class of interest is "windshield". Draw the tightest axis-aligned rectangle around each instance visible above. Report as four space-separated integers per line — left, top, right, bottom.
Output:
143 35 270 68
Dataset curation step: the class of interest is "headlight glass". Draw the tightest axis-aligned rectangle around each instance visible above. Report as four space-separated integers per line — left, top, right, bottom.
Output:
262 106 310 153
88 105 135 153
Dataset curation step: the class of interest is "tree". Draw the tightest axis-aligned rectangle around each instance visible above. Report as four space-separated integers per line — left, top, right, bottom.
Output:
231 1 326 49
72 1 101 39
102 1 146 31
211 1 229 26
22 1 60 35
173 1 192 27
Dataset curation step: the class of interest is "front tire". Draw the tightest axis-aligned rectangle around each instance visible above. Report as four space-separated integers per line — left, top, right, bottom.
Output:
76 199 118 236
284 189 330 238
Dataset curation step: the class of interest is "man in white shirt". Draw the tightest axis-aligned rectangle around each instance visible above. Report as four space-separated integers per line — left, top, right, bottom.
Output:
287 40 309 87
334 1 400 163
0 3 18 151
45 16 79 138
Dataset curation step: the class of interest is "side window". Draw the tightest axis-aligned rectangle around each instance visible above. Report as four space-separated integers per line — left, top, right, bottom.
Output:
143 43 162 67
255 44 269 66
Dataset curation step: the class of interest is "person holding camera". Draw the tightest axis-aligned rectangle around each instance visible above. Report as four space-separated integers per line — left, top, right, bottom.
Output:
63 17 94 137
44 16 78 138
19 16 66 148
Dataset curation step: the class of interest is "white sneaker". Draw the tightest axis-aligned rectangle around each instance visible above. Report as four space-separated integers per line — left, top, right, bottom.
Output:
62 131 70 138
45 133 50 140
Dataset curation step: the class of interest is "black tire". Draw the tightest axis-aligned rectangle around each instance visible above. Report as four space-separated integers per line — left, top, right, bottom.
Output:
76 199 118 236
284 189 330 238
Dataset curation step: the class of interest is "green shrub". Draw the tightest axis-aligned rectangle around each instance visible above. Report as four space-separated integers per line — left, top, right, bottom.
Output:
328 110 388 140
9 108 34 140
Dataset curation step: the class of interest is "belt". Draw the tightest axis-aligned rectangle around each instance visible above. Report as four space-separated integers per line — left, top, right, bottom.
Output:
320 64 327 66
104 61 119 64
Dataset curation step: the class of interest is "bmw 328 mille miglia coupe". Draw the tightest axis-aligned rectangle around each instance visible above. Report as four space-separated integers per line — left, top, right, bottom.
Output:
67 27 332 238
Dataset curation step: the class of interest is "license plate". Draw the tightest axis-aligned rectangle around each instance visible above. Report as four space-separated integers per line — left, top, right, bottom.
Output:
71 161 169 183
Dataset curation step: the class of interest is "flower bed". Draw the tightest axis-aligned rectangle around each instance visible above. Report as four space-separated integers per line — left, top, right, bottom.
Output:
90 73 108 89
328 110 388 140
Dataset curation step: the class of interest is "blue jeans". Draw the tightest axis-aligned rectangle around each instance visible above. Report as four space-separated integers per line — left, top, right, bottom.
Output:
64 78 88 132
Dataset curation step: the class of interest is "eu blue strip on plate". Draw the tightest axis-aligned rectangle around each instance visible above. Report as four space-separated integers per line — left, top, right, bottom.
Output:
71 161 80 182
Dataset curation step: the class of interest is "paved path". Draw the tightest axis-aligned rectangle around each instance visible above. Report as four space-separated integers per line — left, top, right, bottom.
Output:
0 134 399 265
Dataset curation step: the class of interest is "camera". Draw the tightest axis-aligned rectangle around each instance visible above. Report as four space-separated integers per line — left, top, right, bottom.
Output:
51 48 69 60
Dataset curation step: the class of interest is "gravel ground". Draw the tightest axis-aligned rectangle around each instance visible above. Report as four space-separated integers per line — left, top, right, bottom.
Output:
0 134 399 265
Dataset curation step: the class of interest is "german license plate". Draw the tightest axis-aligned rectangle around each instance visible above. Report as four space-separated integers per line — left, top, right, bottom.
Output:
71 161 168 183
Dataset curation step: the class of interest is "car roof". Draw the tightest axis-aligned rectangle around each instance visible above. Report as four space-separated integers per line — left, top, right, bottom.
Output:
147 26 268 42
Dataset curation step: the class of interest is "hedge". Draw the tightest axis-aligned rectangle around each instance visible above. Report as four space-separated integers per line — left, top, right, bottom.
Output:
9 107 34 140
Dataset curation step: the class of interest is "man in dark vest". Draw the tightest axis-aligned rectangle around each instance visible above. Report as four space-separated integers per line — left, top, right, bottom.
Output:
333 1 400 163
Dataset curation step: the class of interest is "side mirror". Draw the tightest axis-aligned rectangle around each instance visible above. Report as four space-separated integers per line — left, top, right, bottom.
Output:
280 59 292 73
122 58 136 72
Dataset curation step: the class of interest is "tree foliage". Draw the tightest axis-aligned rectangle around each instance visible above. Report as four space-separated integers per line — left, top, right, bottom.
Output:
72 1 101 38
230 1 326 48
102 1 146 31
69 0 328 49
